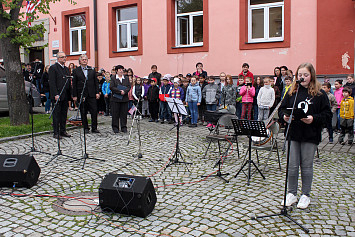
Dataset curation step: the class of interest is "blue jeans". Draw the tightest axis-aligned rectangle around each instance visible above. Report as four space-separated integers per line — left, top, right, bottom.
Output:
160 101 171 120
188 102 198 124
206 104 217 112
253 104 258 120
44 92 51 112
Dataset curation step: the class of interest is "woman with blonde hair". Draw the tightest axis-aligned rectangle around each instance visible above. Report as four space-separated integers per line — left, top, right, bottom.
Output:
279 63 331 209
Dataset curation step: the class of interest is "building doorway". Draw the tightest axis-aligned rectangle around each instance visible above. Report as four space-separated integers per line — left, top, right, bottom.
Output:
28 47 44 63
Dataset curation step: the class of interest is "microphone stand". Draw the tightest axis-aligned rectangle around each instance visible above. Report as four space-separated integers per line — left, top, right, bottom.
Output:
127 97 143 158
251 81 309 233
75 67 106 169
46 75 79 165
25 78 51 155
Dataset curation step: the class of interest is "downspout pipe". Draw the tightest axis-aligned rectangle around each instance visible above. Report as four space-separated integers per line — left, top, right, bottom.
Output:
94 0 98 71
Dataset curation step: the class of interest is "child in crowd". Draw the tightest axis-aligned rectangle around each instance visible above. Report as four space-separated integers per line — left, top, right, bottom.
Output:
127 76 136 114
253 76 263 120
334 79 344 132
218 72 227 105
282 76 293 100
181 78 190 124
97 72 106 115
238 63 254 83
148 65 162 86
186 73 192 82
322 82 338 143
236 76 244 118
240 77 255 120
186 77 201 127
147 78 160 122
338 87 354 145
142 76 151 118
132 77 144 116
203 76 220 128
193 62 207 78
257 77 275 121
198 74 208 124
169 78 185 125
102 72 111 116
159 75 173 124
270 77 281 114
221 75 236 110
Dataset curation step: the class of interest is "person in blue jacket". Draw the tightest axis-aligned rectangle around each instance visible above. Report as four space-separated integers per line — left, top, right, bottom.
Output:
186 77 201 127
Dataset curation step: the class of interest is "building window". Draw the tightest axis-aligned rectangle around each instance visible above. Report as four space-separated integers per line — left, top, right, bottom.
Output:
116 7 138 51
248 0 283 43
175 0 203 47
69 14 86 55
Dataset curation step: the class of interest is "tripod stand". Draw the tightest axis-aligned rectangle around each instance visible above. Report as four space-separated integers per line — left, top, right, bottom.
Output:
251 85 309 233
127 98 143 158
46 75 79 165
232 119 266 185
165 98 192 171
74 69 105 169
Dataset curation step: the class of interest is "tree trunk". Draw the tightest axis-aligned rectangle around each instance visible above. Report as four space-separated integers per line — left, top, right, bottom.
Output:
0 14 29 126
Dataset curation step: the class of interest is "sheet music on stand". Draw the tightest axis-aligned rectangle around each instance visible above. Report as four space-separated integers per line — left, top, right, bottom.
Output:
166 98 188 116
231 119 268 137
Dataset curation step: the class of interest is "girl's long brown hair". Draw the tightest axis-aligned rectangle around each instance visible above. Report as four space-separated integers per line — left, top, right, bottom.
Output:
288 62 322 97
226 75 233 85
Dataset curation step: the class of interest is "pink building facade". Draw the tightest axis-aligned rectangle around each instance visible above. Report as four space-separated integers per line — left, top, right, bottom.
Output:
12 0 355 77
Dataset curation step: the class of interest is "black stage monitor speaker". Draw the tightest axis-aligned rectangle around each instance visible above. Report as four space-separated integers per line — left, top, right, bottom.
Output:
0 154 41 188
99 173 157 218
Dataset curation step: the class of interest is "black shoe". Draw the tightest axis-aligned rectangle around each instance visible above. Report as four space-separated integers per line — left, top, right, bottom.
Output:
121 129 127 133
161 121 165 124
113 129 119 133
61 132 71 138
84 129 90 133
348 141 353 145
53 134 62 139
149 119 154 122
188 124 194 127
92 129 100 133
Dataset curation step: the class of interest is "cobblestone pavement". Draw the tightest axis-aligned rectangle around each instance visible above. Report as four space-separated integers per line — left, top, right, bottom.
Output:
0 112 354 237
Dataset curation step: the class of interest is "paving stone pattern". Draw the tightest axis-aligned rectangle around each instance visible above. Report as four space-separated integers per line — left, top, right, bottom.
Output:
0 114 354 236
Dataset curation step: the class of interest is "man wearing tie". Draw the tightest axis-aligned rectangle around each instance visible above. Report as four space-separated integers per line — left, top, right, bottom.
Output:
110 65 131 133
48 52 72 139
72 54 100 133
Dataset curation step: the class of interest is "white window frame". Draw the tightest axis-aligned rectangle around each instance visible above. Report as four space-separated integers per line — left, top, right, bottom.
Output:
248 1 284 43
116 7 138 52
69 15 86 55
175 1 203 47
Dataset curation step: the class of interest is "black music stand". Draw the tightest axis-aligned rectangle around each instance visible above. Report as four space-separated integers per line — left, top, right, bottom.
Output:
232 119 266 185
165 98 192 171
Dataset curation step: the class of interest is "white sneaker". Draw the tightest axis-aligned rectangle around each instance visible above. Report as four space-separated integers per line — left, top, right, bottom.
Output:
297 195 310 209
281 193 298 206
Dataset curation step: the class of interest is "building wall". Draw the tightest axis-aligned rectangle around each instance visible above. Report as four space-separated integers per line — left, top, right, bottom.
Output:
39 0 317 76
317 0 355 75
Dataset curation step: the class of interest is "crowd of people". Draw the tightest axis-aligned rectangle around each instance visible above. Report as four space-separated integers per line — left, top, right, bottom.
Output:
22 52 355 210
23 54 355 144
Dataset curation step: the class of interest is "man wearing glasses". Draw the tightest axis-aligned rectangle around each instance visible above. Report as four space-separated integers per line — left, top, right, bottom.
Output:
72 54 100 133
48 52 72 139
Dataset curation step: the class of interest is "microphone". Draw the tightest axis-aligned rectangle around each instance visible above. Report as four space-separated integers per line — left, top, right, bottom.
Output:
296 78 305 83
63 75 73 78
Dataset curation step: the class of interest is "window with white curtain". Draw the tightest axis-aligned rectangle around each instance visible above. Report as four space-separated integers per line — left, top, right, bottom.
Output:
69 14 86 55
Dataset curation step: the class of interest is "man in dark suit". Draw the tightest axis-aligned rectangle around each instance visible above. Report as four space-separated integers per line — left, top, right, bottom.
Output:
72 54 100 133
110 65 131 133
48 52 72 139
